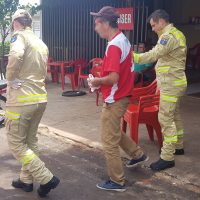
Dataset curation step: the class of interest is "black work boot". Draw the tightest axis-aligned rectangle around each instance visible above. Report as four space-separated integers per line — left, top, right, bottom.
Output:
174 149 184 155
150 159 175 171
12 178 33 192
37 176 60 198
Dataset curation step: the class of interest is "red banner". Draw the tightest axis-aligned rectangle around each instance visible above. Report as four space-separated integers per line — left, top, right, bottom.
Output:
117 8 134 30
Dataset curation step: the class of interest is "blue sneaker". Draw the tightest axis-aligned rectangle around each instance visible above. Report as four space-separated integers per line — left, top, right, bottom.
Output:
126 154 149 168
96 180 126 192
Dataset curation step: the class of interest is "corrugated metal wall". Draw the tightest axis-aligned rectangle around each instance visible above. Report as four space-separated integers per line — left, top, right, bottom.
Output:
42 0 151 61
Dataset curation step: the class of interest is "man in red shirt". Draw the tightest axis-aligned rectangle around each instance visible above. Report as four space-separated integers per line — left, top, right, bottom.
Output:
89 6 148 192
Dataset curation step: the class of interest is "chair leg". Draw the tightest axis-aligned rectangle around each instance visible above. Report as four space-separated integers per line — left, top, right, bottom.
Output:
61 73 65 91
82 79 86 88
71 75 76 91
55 72 59 83
51 72 54 82
96 90 99 106
146 124 154 141
78 77 81 91
52 72 59 83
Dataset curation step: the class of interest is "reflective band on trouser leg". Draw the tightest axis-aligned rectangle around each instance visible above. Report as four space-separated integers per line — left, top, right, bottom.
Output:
175 129 184 149
20 149 37 166
164 135 178 143
177 129 184 139
157 66 170 73
174 78 187 86
160 95 178 103
134 53 140 63
17 94 47 103
5 111 20 120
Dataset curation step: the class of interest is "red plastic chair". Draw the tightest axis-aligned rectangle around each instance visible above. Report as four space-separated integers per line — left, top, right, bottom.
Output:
90 60 103 106
62 59 87 91
122 93 162 150
122 80 163 149
76 59 89 90
130 79 157 102
61 60 77 91
90 58 103 68
47 57 59 83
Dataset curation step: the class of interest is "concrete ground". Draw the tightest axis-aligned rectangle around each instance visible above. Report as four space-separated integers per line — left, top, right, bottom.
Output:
0 82 200 199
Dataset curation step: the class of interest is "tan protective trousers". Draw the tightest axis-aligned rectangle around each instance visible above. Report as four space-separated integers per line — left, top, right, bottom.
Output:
159 96 184 161
101 97 144 185
5 103 53 184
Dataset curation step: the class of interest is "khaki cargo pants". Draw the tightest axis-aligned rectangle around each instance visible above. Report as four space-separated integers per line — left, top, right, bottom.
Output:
159 94 185 161
101 97 144 185
5 103 53 184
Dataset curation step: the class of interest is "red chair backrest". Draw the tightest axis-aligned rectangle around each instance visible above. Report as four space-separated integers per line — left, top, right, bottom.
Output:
89 58 103 78
130 80 157 102
139 94 160 113
73 59 87 75
89 58 103 68
74 59 87 66
90 66 102 78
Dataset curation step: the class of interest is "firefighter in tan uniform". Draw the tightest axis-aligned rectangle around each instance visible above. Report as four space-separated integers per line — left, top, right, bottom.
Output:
5 9 60 197
133 10 187 171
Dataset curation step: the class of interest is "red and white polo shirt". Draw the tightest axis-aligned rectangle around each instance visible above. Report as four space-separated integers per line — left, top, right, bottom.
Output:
101 32 134 103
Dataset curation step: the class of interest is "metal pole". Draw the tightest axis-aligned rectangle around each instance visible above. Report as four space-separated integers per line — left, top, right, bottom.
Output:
145 6 149 42
132 0 136 45
141 0 145 42
136 0 140 45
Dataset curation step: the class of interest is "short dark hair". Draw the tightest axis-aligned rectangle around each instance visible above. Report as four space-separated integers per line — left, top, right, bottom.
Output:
15 16 32 28
147 9 169 23
95 16 118 28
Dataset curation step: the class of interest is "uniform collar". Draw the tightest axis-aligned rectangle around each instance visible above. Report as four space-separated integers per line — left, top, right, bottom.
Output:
158 23 174 37
13 27 32 34
25 27 32 31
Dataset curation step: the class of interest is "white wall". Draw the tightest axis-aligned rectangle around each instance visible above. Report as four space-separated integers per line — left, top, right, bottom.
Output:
32 12 41 38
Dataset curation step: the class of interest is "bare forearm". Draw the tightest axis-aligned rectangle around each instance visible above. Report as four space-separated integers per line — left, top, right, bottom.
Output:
99 75 118 85
89 72 119 88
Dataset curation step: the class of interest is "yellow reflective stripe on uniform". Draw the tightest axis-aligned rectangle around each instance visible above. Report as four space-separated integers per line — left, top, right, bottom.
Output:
23 154 36 166
134 53 140 63
157 66 171 73
160 95 178 103
17 94 47 103
20 149 36 166
164 135 178 143
170 28 186 47
175 34 186 47
5 111 20 120
174 78 187 86
177 129 184 138
20 149 33 163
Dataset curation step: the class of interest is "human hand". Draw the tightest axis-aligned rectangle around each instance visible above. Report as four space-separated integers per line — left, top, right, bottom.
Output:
87 74 101 92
